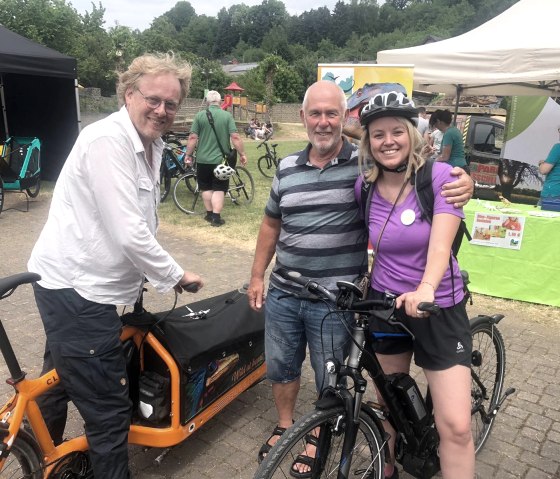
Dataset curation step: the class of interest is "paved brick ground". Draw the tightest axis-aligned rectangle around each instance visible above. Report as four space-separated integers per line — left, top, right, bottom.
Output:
0 192 559 478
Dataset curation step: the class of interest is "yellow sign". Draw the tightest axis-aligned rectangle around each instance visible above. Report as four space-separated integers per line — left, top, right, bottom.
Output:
317 63 414 97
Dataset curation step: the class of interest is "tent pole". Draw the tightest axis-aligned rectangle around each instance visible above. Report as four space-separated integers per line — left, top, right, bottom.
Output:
74 78 82 132
0 74 9 138
453 85 463 123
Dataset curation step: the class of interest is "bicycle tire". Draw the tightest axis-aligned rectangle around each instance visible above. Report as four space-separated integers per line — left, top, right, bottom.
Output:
257 155 276 178
254 406 385 479
228 166 254 205
0 175 4 215
470 316 506 454
160 168 172 202
172 171 204 215
26 178 41 198
1 433 43 478
185 168 197 193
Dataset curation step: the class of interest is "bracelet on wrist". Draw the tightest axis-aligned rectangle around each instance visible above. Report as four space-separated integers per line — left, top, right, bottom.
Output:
418 281 435 290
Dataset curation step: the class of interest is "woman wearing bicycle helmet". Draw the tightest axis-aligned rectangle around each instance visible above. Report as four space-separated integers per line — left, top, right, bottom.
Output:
355 92 474 479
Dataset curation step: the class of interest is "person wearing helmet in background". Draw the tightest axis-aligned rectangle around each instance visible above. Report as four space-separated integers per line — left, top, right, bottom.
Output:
184 90 248 227
356 92 474 479
247 80 474 478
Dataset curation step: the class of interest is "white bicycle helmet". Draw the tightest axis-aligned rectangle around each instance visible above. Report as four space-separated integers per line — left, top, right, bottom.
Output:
360 91 418 127
214 163 235 180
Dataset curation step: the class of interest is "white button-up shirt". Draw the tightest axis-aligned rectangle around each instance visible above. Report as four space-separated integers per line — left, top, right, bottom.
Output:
28 107 184 305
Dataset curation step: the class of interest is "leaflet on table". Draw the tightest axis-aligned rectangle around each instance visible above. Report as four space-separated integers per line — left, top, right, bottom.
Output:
470 212 525 250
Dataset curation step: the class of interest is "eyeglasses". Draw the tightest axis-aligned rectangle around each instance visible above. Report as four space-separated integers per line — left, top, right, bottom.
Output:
137 89 179 113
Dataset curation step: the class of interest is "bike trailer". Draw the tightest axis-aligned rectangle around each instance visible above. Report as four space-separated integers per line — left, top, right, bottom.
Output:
0 137 41 191
131 286 265 425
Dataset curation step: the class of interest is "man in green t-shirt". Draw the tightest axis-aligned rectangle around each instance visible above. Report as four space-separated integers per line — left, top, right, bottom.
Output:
184 91 248 226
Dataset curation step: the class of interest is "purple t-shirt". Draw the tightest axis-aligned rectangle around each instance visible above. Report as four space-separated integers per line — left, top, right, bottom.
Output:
355 162 465 307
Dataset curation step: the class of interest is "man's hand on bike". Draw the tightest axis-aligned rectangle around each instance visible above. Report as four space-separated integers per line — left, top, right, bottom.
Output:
396 283 435 318
441 167 474 208
247 277 265 311
175 272 204 294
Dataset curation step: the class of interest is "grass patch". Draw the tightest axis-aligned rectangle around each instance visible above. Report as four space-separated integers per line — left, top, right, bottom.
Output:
158 139 308 251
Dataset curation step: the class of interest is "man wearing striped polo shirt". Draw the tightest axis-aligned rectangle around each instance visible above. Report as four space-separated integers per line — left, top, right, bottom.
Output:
247 80 473 473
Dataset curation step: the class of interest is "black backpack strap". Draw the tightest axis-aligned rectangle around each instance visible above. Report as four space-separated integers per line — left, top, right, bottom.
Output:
358 175 375 230
413 159 435 224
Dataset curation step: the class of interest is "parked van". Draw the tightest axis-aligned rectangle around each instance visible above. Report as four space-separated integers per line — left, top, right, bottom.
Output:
453 114 540 204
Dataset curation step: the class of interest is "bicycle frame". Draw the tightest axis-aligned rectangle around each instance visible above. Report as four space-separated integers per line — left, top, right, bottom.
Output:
317 316 439 478
0 274 266 477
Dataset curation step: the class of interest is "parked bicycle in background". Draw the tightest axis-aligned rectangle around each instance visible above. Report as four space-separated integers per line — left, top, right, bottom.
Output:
171 152 255 215
160 131 190 202
256 140 281 179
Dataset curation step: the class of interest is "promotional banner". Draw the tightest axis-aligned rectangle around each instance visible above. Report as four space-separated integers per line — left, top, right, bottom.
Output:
317 64 414 97
318 64 414 140
502 96 560 166
470 212 525 250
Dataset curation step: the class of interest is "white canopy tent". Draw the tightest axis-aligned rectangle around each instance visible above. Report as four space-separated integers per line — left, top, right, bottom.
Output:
376 0 560 99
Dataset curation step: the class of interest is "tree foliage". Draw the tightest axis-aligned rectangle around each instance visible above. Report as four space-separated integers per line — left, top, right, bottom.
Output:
0 0 518 101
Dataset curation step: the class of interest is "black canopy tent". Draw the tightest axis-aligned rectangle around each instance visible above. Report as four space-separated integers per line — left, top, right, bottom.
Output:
0 25 80 180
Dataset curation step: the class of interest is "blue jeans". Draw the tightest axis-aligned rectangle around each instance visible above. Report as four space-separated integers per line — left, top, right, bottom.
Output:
264 286 352 392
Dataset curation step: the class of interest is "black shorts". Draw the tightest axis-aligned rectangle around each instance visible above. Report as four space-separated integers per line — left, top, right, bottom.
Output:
196 163 229 192
368 289 472 370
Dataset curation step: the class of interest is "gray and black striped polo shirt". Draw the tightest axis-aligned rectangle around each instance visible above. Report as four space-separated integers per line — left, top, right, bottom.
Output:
266 139 368 295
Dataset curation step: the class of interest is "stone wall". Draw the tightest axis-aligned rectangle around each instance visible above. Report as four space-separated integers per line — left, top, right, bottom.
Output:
79 89 302 130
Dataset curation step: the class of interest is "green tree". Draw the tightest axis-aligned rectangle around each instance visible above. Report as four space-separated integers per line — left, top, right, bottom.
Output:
0 0 82 54
73 5 114 94
178 15 218 58
162 1 196 31
140 16 181 53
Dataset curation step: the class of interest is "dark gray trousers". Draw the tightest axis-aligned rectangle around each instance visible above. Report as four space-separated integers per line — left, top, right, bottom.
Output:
33 284 131 479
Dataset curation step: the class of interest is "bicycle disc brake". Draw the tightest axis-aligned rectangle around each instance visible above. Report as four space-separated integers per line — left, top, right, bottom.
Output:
49 451 93 479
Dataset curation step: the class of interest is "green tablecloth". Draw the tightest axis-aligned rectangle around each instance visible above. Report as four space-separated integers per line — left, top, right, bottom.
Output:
459 200 560 307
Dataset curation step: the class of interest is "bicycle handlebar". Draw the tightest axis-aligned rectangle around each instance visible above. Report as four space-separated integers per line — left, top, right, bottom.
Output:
276 268 440 316
277 269 337 302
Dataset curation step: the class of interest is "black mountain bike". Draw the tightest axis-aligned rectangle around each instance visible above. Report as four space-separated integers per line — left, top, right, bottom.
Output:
254 270 514 479
256 140 280 178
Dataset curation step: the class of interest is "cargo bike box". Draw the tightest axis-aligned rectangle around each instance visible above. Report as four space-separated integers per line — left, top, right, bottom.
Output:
124 287 265 426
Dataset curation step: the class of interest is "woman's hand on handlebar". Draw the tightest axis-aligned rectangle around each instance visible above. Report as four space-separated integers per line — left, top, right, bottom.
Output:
247 277 265 312
175 272 204 294
397 283 435 318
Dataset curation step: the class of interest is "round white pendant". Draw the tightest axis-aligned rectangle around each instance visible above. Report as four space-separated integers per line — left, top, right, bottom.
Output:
400 209 416 226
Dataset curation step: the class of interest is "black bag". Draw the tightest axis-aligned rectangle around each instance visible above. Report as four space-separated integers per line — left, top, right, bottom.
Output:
138 371 171 424
151 287 265 423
